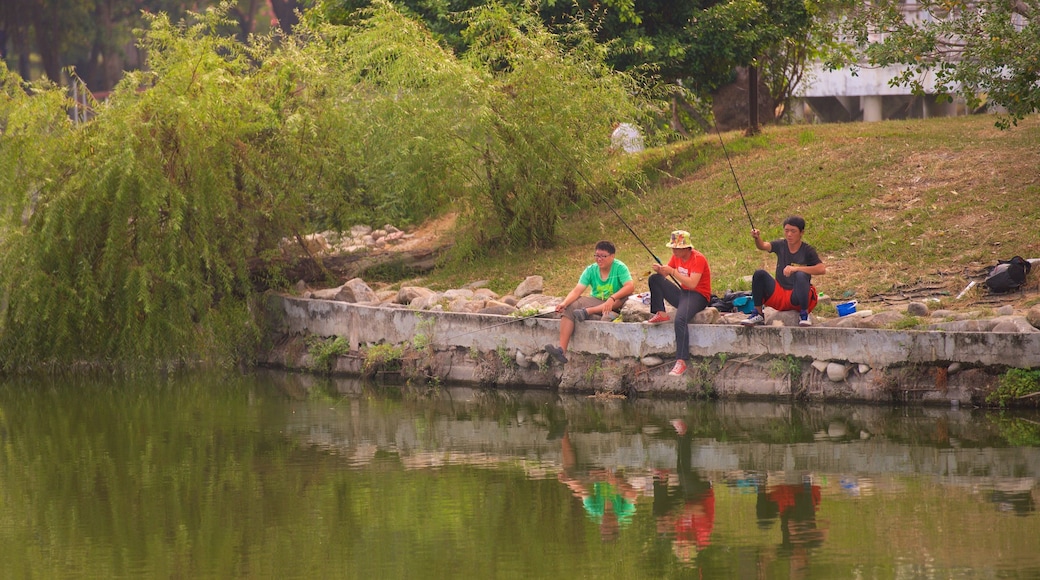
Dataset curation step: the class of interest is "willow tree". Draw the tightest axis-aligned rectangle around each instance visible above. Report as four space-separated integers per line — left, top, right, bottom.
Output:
0 1 644 370
453 3 645 253
0 8 312 370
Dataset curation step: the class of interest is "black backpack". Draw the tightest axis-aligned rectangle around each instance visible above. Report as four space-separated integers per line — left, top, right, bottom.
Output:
984 256 1032 293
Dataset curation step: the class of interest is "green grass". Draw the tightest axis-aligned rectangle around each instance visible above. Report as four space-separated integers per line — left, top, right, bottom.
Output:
415 114 1040 307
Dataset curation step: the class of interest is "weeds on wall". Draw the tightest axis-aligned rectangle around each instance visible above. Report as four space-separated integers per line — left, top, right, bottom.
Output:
986 368 1040 408
307 336 351 374
362 343 404 377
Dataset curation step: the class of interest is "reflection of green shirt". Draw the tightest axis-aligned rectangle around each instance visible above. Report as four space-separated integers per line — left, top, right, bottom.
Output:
582 482 636 526
578 260 632 301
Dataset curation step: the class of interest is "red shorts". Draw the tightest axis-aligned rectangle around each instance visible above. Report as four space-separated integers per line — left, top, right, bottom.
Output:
764 284 819 313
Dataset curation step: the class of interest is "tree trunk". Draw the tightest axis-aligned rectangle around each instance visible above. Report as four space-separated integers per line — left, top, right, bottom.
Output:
746 64 761 136
268 0 300 34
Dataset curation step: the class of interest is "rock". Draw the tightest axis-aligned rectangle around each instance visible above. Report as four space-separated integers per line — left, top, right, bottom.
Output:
350 224 372 237
858 364 871 374
1028 305 1040 329
906 301 930 316
302 233 329 254
769 309 801 327
641 356 665 367
443 288 475 300
948 362 962 375
694 307 720 324
826 362 849 382
410 293 444 310
996 305 1015 316
858 311 904 328
515 294 555 310
478 302 517 316
397 286 435 305
308 287 340 300
473 288 499 300
500 295 519 306
827 422 847 438
514 276 544 299
294 280 309 294
465 280 490 289
516 350 530 368
340 278 378 303
811 360 829 372
530 352 550 367
991 316 1040 333
449 297 480 313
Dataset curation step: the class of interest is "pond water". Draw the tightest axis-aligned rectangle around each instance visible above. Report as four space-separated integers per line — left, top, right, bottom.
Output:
2 370 1039 579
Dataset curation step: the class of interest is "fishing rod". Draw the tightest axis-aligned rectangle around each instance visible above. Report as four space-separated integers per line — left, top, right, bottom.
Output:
712 116 756 232
442 307 557 342
549 142 664 266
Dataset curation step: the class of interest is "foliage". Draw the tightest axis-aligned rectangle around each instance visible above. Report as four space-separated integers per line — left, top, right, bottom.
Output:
411 315 436 352
362 343 404 374
891 314 923 330
451 3 645 255
0 9 287 370
307 336 352 373
988 414 1040 446
768 355 802 382
986 368 1040 407
836 0 1040 128
0 1 649 370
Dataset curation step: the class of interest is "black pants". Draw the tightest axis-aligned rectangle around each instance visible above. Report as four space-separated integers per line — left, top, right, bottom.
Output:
648 273 708 362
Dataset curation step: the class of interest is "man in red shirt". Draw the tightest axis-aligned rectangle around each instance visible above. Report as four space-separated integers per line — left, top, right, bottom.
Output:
644 230 712 376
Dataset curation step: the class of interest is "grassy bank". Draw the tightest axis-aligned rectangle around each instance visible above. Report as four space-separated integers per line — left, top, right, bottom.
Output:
417 114 1040 312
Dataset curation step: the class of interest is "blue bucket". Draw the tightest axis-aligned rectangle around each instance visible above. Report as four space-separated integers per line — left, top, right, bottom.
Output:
836 301 857 317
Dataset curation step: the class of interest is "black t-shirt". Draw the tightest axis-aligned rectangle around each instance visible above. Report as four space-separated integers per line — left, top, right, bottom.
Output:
770 240 821 289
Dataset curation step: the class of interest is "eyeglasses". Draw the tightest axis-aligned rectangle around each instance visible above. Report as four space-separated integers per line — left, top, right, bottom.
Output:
593 254 612 259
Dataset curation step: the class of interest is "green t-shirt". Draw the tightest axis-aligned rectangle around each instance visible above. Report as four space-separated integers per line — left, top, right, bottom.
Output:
578 260 633 301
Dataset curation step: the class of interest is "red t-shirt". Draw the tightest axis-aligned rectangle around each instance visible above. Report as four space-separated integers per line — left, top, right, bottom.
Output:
668 249 712 300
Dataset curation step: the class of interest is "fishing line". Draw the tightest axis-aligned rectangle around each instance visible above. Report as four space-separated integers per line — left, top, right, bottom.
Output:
548 142 664 266
712 116 756 232
442 308 556 342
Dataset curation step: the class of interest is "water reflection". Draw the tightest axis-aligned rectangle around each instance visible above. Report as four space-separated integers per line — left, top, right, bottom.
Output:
652 419 715 564
1 370 1039 578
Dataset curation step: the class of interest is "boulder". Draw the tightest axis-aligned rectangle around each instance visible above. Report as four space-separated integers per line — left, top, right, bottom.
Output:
478 302 518 316
906 301 930 316
1027 305 1040 329
340 278 378 303
514 276 544 299
397 286 435 305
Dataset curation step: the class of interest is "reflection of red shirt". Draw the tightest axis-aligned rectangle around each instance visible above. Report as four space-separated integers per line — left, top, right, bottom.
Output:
673 488 715 548
767 484 821 515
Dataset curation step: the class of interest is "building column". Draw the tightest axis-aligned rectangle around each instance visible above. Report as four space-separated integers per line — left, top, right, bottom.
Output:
862 95 883 122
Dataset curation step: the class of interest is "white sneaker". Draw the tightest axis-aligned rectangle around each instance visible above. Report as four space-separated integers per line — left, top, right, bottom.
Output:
741 313 764 326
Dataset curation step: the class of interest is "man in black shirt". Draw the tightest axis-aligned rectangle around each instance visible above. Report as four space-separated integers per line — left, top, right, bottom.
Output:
741 216 826 327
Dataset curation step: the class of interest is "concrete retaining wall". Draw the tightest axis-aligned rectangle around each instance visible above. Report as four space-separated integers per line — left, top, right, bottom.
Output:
262 295 1040 405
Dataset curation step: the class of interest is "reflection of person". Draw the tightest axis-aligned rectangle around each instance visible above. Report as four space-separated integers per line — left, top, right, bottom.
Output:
654 419 715 563
757 478 826 575
644 231 712 377
741 216 825 327
544 240 634 365
559 430 638 542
